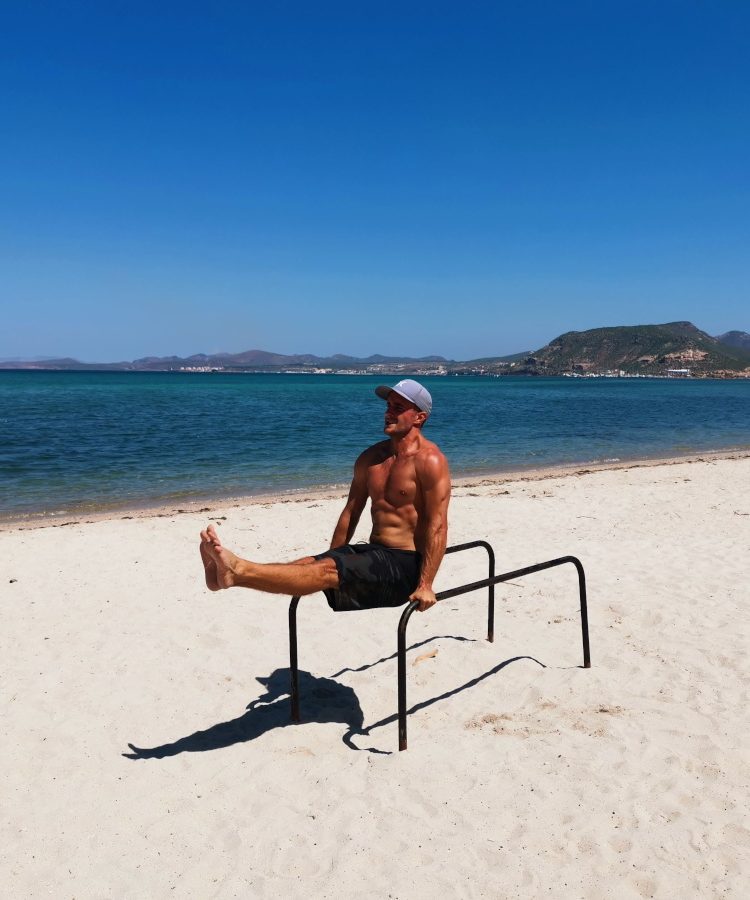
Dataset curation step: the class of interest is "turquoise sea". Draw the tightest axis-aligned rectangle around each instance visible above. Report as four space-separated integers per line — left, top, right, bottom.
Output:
1 371 749 520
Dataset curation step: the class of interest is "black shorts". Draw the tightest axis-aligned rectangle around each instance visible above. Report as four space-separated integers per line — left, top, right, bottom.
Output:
314 543 422 612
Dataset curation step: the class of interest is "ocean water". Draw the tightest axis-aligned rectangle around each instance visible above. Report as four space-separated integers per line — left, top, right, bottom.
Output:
1 371 749 519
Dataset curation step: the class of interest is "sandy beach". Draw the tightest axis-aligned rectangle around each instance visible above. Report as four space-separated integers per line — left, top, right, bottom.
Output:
2 453 749 898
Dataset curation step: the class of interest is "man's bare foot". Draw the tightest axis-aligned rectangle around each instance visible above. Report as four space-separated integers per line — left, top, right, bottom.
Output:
200 538 220 591
200 525 242 589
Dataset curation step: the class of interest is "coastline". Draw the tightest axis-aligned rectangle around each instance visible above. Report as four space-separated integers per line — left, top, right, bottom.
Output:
5 373 749 530
4 445 750 532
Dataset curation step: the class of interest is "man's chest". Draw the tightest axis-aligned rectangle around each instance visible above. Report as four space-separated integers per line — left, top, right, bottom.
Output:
368 457 419 507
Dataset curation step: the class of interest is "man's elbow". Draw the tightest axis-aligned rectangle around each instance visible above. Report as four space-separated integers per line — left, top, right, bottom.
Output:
429 516 448 541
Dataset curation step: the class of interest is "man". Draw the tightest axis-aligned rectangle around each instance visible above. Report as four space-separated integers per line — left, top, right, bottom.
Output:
200 379 451 612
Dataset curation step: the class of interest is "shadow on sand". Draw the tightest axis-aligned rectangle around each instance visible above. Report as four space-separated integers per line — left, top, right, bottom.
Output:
123 636 548 759
123 667 373 759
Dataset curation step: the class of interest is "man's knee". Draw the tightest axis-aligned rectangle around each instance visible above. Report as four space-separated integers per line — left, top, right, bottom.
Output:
317 556 340 589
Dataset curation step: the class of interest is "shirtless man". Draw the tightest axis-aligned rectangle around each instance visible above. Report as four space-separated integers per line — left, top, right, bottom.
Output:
200 379 451 612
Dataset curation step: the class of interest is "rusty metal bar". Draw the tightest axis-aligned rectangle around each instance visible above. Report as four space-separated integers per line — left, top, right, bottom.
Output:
397 555 589 751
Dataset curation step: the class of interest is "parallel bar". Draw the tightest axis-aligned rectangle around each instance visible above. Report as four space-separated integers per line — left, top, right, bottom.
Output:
288 541 495 726
289 596 301 722
444 539 495 555
444 540 496 642
574 558 590 668
397 555 590 750
287 544 590 753
397 601 419 751
488 547 496 642
434 555 579 602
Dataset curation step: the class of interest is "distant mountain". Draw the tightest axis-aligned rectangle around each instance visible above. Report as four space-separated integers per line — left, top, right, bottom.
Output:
357 354 448 364
127 350 452 370
0 349 453 371
4 325 750 376
0 355 60 363
525 322 750 375
1 356 112 369
465 351 532 365
716 330 750 353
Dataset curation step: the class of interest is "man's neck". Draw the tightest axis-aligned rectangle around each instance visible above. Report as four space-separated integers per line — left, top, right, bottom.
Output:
388 428 423 455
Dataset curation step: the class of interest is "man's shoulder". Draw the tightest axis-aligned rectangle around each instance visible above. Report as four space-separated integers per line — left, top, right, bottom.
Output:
415 438 449 474
417 435 446 458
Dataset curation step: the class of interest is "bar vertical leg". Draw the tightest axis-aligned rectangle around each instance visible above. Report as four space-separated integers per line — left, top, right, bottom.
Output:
487 545 496 643
397 602 418 751
289 596 301 722
574 562 591 668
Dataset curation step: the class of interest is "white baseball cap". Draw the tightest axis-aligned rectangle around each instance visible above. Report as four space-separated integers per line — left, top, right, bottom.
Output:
375 379 432 415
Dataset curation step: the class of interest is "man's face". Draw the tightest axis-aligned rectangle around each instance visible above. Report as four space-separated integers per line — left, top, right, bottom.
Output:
383 391 426 436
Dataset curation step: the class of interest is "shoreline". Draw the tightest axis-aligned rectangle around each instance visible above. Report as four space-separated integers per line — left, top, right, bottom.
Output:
4 445 749 532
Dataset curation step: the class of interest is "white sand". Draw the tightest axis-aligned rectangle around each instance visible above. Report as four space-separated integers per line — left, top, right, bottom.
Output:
1 455 749 898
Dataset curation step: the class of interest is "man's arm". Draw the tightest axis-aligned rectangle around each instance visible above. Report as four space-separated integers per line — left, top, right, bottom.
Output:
410 450 451 612
329 452 369 549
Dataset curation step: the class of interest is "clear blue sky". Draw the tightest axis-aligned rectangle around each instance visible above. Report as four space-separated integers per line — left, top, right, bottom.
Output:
2 1 748 361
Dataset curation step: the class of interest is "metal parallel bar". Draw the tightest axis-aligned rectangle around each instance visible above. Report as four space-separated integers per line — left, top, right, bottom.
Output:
287 544 590 753
397 604 410 750
438 554 590 667
574 558 590 669
488 548 496 642
288 541 495 726
444 540 496 642
397 601 419 751
289 596 301 722
397 555 590 751
444 539 494 555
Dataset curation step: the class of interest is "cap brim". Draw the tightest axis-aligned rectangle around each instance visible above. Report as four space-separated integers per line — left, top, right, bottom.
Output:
375 384 428 413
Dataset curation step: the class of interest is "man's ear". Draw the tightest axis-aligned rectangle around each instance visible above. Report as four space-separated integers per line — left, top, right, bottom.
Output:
416 411 427 427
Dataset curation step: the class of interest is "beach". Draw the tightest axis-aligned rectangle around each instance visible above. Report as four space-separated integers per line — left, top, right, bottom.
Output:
2 453 749 898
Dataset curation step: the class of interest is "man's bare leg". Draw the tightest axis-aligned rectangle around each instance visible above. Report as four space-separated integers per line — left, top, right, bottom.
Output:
200 525 339 596
200 532 313 591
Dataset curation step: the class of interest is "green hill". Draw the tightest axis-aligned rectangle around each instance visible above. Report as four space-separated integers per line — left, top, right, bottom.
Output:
525 322 750 376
